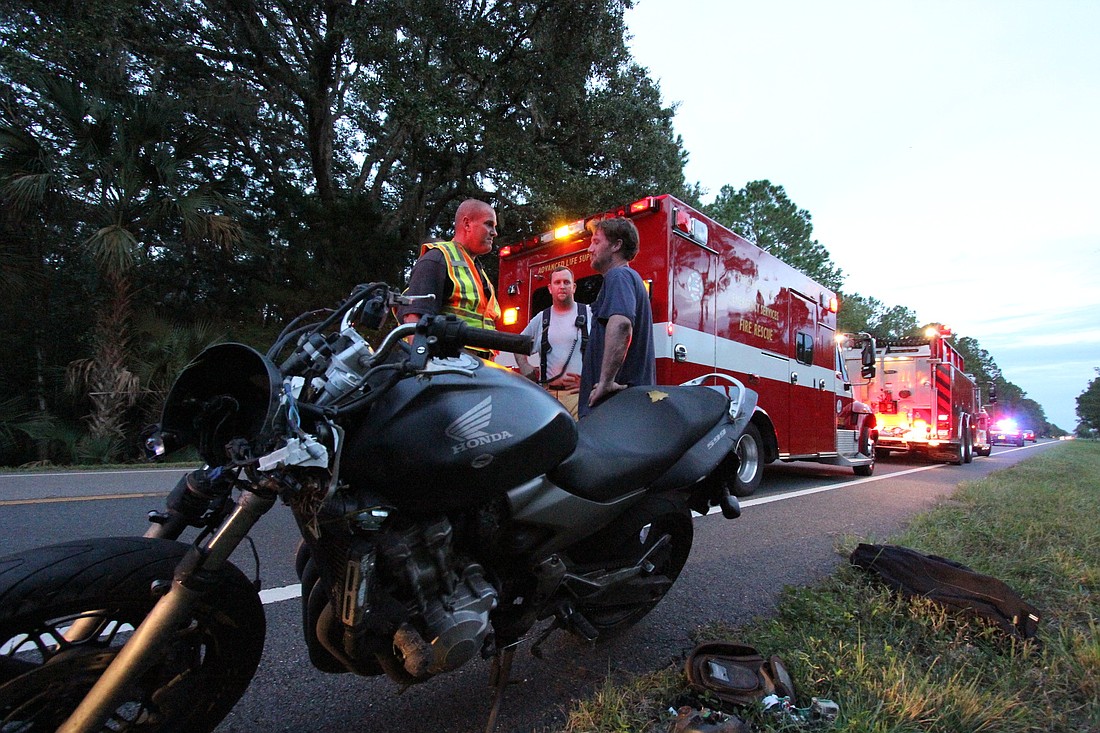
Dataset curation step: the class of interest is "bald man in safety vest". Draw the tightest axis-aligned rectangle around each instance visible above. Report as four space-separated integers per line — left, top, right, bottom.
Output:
398 199 502 356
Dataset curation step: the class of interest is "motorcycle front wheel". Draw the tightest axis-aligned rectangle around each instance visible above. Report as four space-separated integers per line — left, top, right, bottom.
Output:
0 537 265 732
569 496 693 635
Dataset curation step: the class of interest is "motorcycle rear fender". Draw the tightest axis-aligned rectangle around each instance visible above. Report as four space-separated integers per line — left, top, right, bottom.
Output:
649 379 759 492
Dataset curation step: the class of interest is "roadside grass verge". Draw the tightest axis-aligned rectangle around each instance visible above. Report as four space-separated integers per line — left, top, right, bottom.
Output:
0 450 201 473
558 442 1100 732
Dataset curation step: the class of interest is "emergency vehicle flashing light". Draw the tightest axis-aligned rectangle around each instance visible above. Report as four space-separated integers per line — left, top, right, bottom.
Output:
673 209 709 246
501 307 520 327
924 325 954 339
554 220 585 241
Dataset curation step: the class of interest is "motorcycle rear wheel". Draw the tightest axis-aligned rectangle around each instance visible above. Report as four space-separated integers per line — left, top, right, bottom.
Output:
0 537 265 732
570 497 693 636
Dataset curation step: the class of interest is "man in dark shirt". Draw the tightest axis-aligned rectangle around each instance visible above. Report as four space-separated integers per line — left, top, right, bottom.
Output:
578 217 655 417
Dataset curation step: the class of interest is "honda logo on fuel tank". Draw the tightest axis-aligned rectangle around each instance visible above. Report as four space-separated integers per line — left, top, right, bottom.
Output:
445 396 514 455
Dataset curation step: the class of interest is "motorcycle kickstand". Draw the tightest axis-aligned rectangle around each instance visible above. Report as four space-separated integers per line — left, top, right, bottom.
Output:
484 645 516 733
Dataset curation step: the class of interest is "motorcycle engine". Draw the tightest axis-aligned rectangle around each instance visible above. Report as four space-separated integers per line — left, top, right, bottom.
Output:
378 518 498 677
303 508 499 682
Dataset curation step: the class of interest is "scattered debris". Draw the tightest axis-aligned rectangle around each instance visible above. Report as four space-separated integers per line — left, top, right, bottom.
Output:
666 705 750 733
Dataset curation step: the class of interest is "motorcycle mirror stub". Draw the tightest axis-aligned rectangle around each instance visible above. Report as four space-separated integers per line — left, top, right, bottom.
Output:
342 283 391 331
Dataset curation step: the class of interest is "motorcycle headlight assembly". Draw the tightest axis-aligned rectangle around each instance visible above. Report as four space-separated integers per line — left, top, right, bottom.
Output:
159 343 286 466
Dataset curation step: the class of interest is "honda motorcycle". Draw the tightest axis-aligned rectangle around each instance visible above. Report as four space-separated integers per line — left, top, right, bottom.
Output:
0 283 755 732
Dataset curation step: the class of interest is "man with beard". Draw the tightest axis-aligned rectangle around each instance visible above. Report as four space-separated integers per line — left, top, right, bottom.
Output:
579 217 655 417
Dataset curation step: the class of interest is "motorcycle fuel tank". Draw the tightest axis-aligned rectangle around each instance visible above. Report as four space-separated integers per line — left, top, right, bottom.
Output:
342 355 578 513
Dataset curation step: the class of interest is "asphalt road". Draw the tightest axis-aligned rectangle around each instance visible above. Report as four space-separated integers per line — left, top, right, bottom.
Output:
0 442 1057 732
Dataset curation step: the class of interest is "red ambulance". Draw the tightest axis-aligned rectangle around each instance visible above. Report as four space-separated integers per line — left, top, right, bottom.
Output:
495 194 876 495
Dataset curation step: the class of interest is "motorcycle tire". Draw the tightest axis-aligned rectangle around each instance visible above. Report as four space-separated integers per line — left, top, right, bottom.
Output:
0 537 265 733
569 497 693 636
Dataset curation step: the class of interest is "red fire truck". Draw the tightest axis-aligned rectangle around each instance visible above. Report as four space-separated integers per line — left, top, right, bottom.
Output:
495 194 876 496
840 329 992 464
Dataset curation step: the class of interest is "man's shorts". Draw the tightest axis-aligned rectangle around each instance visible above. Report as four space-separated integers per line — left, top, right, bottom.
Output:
547 385 579 420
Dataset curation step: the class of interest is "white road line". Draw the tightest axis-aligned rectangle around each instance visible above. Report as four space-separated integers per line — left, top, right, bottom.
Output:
724 462 948 511
706 445 1039 515
260 584 302 604
254 464 954 607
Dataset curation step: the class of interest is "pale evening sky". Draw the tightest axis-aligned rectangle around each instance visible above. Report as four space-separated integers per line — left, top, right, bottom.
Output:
625 0 1100 431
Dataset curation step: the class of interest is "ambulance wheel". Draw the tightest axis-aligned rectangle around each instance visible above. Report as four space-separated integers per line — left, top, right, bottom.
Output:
729 423 763 497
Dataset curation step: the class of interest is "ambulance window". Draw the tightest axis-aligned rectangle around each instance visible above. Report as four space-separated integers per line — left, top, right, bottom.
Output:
796 332 814 365
532 274 602 315
837 347 851 380
575 275 602 305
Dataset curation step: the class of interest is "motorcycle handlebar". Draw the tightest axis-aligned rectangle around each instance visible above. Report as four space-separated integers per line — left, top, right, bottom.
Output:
366 319 534 370
463 326 533 356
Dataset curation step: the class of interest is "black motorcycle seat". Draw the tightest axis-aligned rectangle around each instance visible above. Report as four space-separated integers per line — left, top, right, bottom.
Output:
547 385 730 502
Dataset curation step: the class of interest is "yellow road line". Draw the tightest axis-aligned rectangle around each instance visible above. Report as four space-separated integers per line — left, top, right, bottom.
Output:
0 492 168 507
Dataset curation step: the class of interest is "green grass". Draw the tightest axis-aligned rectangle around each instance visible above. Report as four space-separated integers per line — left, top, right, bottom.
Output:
0 449 202 473
558 442 1100 732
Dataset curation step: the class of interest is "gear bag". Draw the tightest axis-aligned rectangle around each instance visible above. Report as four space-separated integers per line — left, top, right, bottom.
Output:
684 642 794 707
850 543 1041 639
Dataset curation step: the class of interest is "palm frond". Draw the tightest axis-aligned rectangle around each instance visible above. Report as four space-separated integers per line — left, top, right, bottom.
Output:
1 171 56 214
84 223 138 274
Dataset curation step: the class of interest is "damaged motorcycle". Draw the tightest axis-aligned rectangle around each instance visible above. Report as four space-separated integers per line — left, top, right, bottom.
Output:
0 283 756 732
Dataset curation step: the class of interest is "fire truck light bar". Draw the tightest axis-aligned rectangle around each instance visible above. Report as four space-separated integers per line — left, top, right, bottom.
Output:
500 195 659 260
925 325 953 338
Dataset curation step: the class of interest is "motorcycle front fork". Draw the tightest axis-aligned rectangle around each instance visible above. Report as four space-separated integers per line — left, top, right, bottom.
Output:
56 488 277 733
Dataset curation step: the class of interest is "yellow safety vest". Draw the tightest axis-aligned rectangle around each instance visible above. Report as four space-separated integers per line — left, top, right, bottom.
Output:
421 240 501 331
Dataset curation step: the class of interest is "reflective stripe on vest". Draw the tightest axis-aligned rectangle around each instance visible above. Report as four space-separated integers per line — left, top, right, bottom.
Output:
419 240 501 330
